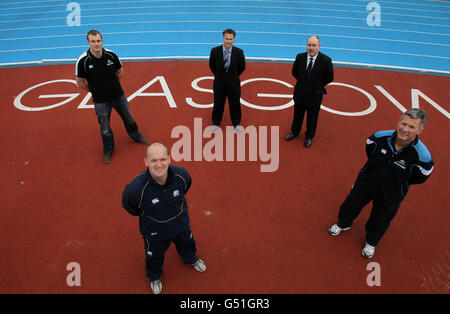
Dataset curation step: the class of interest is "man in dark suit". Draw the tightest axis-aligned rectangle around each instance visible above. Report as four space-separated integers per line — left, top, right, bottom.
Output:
285 35 334 147
209 29 246 132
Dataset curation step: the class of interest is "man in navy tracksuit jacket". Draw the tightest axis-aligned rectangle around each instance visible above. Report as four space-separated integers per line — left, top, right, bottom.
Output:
329 109 434 258
122 143 206 294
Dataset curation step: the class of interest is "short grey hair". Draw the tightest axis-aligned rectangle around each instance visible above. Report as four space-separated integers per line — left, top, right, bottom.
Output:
401 108 428 130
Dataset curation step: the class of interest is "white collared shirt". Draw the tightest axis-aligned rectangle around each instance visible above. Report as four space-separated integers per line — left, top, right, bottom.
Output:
306 53 318 69
223 45 232 56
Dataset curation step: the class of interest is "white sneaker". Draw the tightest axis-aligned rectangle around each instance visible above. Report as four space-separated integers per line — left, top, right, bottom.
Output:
234 125 243 133
192 258 206 272
328 224 351 236
362 242 375 259
150 279 162 294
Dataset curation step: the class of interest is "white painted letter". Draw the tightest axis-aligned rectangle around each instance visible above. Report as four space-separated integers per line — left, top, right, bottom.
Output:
186 76 214 108
127 76 176 108
411 89 450 119
376 86 450 119
240 78 294 111
14 79 80 112
322 82 377 116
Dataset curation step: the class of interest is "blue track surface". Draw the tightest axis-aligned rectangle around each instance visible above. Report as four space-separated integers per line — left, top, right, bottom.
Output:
0 0 449 73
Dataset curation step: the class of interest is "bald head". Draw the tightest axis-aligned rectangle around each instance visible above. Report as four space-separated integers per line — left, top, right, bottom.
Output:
145 143 170 185
307 35 320 44
306 35 320 57
145 143 169 159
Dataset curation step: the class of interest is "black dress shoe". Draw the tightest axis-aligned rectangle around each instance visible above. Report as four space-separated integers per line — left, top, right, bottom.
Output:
104 154 112 164
304 138 312 147
285 133 297 141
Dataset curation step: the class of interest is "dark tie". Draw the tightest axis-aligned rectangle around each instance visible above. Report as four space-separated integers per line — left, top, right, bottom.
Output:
224 50 230 72
307 57 313 77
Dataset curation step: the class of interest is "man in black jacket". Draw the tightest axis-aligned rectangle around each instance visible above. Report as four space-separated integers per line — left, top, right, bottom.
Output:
329 109 434 259
285 35 334 147
209 29 246 132
122 143 206 294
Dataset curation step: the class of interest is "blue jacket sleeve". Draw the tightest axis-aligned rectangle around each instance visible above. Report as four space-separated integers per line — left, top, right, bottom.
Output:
365 134 377 159
185 170 192 194
409 160 434 184
180 167 192 194
409 141 434 185
122 182 141 216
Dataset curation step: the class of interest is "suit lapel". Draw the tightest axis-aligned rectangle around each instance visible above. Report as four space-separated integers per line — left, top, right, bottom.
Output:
309 53 321 76
219 46 224 63
229 48 234 68
300 53 308 78
302 53 308 70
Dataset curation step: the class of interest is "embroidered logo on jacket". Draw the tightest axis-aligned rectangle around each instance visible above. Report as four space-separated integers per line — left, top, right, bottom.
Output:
173 190 180 197
152 198 160 204
394 159 406 169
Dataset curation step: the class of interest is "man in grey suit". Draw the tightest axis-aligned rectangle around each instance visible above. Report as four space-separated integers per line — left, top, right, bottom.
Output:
209 29 246 131
285 36 334 147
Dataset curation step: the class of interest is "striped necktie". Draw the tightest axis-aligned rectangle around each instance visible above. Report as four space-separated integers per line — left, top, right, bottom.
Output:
224 49 230 71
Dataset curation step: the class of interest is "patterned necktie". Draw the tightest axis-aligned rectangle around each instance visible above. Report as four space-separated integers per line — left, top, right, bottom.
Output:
307 57 313 77
224 50 230 71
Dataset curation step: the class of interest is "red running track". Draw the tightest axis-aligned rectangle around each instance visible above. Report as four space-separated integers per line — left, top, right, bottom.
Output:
0 61 449 293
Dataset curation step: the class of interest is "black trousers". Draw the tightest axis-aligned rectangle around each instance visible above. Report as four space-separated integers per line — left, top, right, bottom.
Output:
290 94 323 139
144 226 198 281
212 80 241 127
337 177 402 246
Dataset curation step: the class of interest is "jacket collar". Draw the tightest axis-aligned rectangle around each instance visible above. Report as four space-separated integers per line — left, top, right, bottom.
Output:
145 165 174 187
87 48 105 59
388 131 419 152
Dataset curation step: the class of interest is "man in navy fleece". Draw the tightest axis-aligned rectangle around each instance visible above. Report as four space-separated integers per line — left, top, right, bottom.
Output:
122 143 206 294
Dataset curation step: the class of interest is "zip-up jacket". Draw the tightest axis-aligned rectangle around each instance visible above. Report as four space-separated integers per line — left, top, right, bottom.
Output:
358 130 434 202
122 165 192 240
